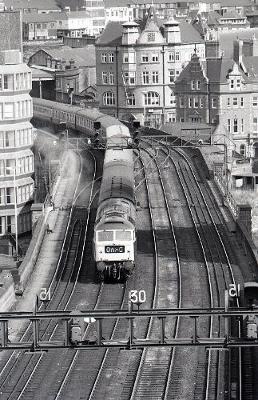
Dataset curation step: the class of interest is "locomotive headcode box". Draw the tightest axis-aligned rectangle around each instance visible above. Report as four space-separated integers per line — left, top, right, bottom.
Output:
105 245 125 253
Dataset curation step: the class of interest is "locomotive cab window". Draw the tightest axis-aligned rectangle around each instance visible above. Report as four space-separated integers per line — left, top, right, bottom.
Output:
98 231 114 241
115 230 132 240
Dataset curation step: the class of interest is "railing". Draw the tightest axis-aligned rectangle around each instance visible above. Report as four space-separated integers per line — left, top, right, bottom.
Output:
214 171 239 218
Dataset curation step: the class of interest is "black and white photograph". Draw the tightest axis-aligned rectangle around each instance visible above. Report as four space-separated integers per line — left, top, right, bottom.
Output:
0 0 258 398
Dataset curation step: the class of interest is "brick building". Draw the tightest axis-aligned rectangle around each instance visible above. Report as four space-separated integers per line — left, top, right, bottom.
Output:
174 40 258 157
95 8 205 126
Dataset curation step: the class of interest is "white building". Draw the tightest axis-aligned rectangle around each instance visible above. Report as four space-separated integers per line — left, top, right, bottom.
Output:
0 50 34 243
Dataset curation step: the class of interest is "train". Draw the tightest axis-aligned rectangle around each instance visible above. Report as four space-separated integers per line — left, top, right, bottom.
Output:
33 98 136 281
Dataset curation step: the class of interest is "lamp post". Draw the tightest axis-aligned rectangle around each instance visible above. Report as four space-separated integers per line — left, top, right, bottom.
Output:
6 165 18 259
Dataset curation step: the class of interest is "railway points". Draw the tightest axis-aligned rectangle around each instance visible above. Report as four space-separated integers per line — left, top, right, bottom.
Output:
1 99 258 399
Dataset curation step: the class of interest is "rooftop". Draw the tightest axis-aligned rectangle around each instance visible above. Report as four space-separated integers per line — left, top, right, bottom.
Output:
4 0 61 11
22 12 58 23
96 16 203 46
30 46 96 67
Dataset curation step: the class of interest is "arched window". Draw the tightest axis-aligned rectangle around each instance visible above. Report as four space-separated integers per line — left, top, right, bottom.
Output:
103 92 115 106
240 144 246 157
144 91 160 106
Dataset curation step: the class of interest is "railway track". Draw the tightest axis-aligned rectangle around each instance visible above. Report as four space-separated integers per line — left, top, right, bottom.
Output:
0 150 98 399
125 141 241 400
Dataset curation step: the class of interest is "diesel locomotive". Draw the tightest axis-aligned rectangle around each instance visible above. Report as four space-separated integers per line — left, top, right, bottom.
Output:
33 98 136 281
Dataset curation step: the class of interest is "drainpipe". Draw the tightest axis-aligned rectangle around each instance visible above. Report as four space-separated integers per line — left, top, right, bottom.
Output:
116 46 119 118
162 45 165 125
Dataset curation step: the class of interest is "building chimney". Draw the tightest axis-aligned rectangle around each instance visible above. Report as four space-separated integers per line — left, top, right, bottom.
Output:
163 17 181 44
252 34 258 56
69 58 75 68
122 21 140 45
233 39 243 65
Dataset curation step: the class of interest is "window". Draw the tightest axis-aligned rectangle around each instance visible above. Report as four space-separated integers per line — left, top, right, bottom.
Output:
200 97 204 108
103 92 115 105
169 70 175 83
108 53 114 63
0 160 4 175
240 97 244 107
240 144 246 156
233 118 238 133
98 231 113 241
253 97 258 106
6 216 12 233
123 72 135 85
142 55 148 63
175 51 180 61
144 91 160 106
227 98 230 107
194 97 198 108
4 103 14 119
109 73 114 85
191 80 195 90
170 93 176 106
179 97 184 108
152 71 159 84
233 97 237 106
230 79 234 89
102 72 108 84
212 98 217 108
241 118 244 132
236 79 241 89
0 76 2 91
127 93 135 106
168 52 175 62
228 119 231 133
253 117 258 132
101 53 107 63
152 54 159 62
167 114 176 122
123 53 129 63
4 75 8 90
189 97 192 108
5 131 14 147
6 187 14 204
147 32 155 42
196 80 200 90
142 71 149 84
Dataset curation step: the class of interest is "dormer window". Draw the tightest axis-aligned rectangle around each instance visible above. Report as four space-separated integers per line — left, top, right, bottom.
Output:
147 32 155 42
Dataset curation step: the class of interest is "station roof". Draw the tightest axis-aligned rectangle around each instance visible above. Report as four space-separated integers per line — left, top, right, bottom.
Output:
30 66 55 81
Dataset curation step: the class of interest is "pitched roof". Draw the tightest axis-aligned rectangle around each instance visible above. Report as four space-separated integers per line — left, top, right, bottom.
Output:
96 18 203 46
176 54 237 84
206 58 235 82
221 10 247 19
32 46 96 67
56 11 90 20
220 0 252 7
96 21 123 45
242 55 258 78
22 12 58 23
218 28 258 57
4 0 60 10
